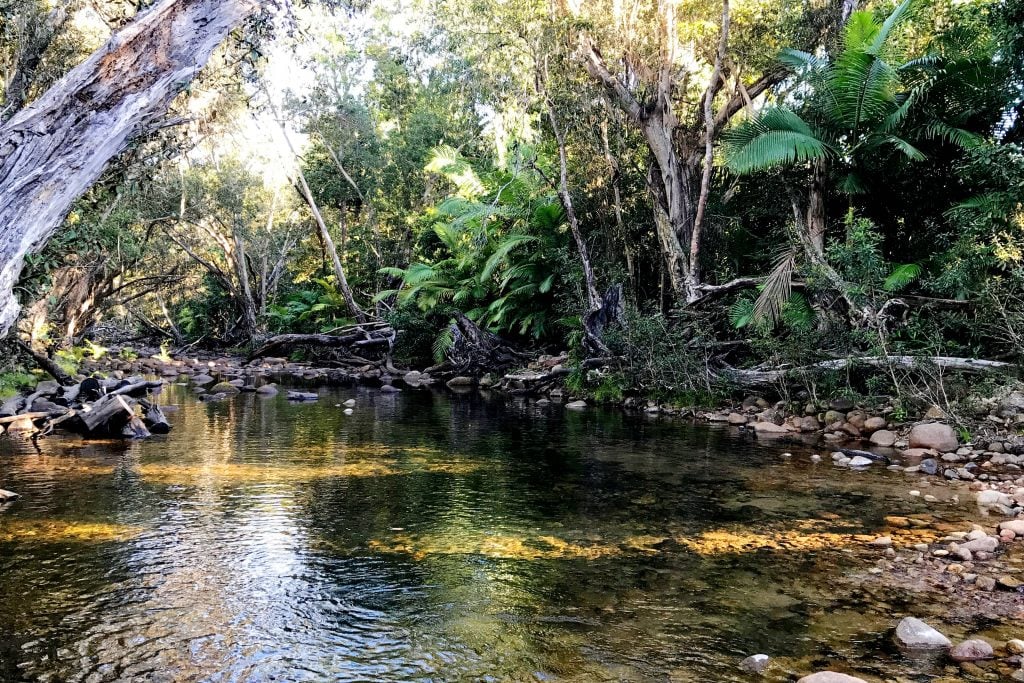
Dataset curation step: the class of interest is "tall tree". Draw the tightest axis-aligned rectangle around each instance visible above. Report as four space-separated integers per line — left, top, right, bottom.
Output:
0 0 258 336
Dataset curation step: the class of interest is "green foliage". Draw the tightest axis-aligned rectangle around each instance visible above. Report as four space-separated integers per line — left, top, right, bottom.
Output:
379 147 570 340
0 372 37 400
269 279 355 333
725 0 983 189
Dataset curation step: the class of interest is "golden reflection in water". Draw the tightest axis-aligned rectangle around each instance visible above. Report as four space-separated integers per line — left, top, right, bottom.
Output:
137 461 403 483
0 519 141 543
368 520 945 561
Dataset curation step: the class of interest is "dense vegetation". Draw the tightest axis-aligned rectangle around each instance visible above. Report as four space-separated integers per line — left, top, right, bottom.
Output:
1 0 1022 408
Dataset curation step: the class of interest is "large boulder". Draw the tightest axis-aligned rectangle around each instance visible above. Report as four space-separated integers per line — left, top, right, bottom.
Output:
797 673 867 683
908 423 958 452
863 416 887 433
895 617 951 649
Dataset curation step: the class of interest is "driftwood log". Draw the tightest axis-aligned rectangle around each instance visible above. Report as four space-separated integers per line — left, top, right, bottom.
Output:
721 356 1015 388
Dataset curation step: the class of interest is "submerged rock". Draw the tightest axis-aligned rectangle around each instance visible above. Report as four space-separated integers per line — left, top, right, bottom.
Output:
209 381 240 395
739 654 770 675
797 673 867 683
895 617 951 649
566 400 588 410
950 639 993 662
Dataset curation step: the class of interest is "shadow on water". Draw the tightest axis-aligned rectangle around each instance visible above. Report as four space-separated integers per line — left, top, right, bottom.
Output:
0 385 1004 681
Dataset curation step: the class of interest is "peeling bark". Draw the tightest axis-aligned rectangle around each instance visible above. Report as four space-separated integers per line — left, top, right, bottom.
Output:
0 0 258 336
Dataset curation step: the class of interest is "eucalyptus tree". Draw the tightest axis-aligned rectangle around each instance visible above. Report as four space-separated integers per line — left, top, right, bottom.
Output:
560 0 837 303
0 0 259 337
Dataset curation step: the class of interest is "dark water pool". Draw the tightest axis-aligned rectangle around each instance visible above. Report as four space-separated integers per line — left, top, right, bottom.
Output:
0 386 1000 681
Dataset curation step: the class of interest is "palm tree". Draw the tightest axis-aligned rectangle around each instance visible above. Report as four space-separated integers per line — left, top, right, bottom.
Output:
724 0 985 326
725 0 981 254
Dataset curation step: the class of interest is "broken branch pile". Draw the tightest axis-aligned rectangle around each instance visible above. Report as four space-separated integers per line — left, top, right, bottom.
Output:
0 377 169 439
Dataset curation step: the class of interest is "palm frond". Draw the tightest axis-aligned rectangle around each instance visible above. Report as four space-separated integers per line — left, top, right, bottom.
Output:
922 121 983 149
868 0 915 55
724 108 832 173
752 248 798 326
830 51 897 130
432 327 454 364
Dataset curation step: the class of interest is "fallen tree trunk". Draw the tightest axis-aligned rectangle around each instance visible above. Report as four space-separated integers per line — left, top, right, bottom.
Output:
721 356 1015 388
0 0 258 336
14 340 74 386
249 322 393 360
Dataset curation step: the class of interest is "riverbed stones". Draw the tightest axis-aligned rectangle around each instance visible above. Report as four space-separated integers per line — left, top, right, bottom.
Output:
961 535 999 553
848 455 874 468
797 673 867 683
209 381 240 395
920 458 940 475
753 421 789 434
977 489 1015 515
999 520 1024 536
566 400 587 410
950 639 994 662
255 384 278 395
0 489 20 502
895 617 951 649
728 412 747 425
1006 639 1024 655
739 654 770 675
997 575 1023 590
869 429 897 447
446 376 474 388
909 423 959 452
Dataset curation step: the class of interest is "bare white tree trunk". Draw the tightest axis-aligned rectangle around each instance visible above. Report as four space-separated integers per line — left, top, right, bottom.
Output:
0 0 258 336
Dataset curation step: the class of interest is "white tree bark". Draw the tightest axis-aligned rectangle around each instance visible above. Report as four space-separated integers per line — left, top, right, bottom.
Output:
0 0 258 336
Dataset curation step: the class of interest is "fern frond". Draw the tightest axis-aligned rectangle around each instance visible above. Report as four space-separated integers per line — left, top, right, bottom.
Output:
884 263 922 291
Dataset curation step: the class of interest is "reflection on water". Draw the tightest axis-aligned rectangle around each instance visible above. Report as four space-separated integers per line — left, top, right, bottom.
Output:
0 386 995 681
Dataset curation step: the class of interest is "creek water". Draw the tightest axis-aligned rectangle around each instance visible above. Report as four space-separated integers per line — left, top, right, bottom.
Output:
0 385 1008 681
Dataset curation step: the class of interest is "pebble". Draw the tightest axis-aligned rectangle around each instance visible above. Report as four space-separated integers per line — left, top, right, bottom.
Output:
1006 639 1024 655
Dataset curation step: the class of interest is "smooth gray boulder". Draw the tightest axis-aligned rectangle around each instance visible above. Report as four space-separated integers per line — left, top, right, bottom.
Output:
895 617 951 649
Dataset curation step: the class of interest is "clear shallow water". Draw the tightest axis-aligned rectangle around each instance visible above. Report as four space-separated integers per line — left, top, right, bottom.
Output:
0 386 1000 682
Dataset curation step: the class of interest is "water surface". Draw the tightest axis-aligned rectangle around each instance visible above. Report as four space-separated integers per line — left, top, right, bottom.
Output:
0 386 998 681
